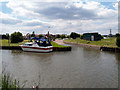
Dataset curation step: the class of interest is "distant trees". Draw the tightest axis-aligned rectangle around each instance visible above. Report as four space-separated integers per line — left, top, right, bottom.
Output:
66 35 70 38
39 34 44 38
11 32 23 43
80 35 83 39
55 34 66 39
56 34 61 38
60 34 66 39
70 32 80 39
116 36 120 47
31 31 35 37
0 33 9 39
1 34 9 39
115 33 120 47
101 35 104 39
116 33 120 47
115 33 120 37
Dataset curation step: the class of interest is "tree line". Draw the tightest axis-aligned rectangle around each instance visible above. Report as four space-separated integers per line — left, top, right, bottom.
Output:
1 31 120 47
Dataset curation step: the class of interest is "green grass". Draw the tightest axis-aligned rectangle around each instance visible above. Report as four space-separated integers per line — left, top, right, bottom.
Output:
64 37 118 48
0 39 68 47
1 73 23 89
0 39 29 46
51 41 69 47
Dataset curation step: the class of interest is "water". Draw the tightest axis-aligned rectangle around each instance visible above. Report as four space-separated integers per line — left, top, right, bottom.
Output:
2 46 120 88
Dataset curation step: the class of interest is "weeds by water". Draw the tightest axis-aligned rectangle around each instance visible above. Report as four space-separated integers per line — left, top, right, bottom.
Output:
0 73 23 89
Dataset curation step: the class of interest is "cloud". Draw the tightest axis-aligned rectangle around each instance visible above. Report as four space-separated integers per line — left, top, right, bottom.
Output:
22 20 50 27
36 6 98 20
6 1 117 20
0 12 22 25
0 1 118 35
2 18 22 25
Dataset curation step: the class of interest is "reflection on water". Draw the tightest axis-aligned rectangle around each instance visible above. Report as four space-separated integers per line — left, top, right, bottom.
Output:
2 46 119 88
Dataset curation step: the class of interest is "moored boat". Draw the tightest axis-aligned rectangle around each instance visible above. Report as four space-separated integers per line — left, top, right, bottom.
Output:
20 38 53 53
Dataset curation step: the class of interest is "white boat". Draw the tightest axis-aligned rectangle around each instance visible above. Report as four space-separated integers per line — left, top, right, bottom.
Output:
20 38 53 53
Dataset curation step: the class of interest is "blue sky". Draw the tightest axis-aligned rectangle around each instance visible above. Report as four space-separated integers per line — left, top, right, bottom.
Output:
0 0 119 35
1 2 12 14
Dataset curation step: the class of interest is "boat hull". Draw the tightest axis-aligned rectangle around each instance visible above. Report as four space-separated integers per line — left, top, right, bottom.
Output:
20 46 53 53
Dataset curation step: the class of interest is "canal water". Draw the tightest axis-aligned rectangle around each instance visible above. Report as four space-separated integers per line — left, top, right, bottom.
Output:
2 46 120 88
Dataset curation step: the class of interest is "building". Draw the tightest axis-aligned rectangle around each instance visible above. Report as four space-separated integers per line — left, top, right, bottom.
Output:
83 33 102 41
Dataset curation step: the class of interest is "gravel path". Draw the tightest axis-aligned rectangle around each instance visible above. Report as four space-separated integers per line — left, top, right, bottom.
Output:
54 39 65 45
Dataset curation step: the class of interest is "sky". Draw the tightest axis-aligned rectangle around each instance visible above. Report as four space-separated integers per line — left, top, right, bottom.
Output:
0 0 120 35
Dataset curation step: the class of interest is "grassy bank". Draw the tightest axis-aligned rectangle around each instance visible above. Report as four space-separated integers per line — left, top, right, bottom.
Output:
0 39 29 46
0 39 68 47
64 37 118 48
51 41 69 47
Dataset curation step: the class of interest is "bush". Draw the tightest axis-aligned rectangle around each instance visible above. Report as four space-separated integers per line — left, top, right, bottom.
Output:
115 33 120 37
80 35 83 39
11 32 23 43
116 36 120 47
56 34 60 38
60 34 66 39
31 31 35 37
70 32 80 39
39 34 44 38
101 35 104 39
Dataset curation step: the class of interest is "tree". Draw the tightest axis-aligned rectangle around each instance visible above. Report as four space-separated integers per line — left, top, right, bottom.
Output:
56 34 60 38
2 34 8 39
11 32 23 43
115 33 120 37
70 32 80 39
101 35 104 39
80 35 83 39
31 31 35 37
66 35 70 38
39 34 44 38
116 36 120 47
60 34 66 39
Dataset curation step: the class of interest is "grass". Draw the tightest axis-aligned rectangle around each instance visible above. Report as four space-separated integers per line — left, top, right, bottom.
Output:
1 73 23 89
64 37 118 48
0 39 68 47
0 39 29 46
51 41 69 47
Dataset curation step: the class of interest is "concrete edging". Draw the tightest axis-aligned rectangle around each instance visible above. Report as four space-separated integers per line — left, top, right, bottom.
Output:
64 41 120 53
64 42 100 50
0 46 72 51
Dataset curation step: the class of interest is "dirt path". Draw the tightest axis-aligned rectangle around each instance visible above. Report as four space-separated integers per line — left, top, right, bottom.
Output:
54 39 65 45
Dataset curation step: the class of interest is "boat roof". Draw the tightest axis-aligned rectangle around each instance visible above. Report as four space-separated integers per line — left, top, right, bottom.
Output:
31 37 49 42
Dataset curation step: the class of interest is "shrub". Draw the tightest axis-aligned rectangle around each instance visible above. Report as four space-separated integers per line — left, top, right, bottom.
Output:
101 35 104 39
39 34 44 38
31 31 35 37
116 36 120 47
11 32 23 43
80 35 83 39
115 33 120 37
60 34 66 39
70 32 80 39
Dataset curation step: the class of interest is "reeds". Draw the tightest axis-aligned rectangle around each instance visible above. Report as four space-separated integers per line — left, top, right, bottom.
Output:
0 73 22 89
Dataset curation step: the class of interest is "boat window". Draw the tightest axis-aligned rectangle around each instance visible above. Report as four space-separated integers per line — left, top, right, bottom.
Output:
46 41 49 44
40 41 43 43
24 44 33 46
28 44 33 46
37 40 39 43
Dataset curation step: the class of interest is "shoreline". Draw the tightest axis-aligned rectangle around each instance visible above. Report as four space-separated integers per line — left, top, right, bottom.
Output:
0 46 71 51
64 41 101 50
63 41 120 53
